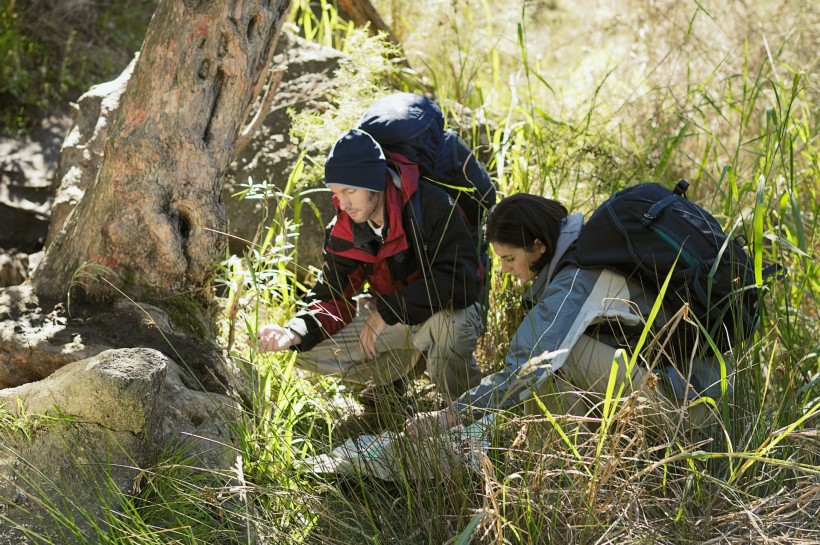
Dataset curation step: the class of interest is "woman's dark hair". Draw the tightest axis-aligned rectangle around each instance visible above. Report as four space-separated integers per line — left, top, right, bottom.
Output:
484 194 569 272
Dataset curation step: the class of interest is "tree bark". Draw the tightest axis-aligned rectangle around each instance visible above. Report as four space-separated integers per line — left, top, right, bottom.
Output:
32 0 291 303
337 0 399 44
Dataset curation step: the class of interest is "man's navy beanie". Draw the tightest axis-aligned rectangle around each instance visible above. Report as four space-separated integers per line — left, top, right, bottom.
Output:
324 129 387 192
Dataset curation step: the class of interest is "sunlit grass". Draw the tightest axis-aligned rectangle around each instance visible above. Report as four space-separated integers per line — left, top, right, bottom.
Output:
262 1 818 543
3 0 818 543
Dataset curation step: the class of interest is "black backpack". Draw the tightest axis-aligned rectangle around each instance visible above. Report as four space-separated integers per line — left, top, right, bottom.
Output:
571 180 764 352
356 92 497 246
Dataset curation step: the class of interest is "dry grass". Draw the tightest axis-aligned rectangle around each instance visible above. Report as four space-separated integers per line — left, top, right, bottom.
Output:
2 0 817 543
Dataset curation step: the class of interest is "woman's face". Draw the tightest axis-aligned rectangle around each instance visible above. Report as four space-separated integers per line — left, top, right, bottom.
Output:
491 240 546 283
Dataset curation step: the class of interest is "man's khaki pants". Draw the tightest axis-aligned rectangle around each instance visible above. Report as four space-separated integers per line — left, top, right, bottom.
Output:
295 302 484 398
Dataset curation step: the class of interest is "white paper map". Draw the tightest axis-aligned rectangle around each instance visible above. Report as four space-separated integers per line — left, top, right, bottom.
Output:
300 414 496 481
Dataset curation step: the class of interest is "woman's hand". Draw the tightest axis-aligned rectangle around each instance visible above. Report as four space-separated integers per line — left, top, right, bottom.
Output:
405 408 460 439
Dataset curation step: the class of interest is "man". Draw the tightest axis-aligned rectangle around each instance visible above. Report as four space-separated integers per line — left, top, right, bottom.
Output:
257 128 483 402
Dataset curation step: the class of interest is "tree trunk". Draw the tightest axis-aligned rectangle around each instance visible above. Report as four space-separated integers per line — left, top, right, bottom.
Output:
337 0 398 43
32 0 291 303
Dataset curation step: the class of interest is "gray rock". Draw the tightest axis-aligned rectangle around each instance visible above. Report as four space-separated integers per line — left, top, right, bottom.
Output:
0 284 102 388
0 347 241 542
0 284 251 403
0 115 72 254
0 252 27 288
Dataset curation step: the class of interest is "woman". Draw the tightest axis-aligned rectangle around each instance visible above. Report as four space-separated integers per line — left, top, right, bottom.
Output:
408 194 718 434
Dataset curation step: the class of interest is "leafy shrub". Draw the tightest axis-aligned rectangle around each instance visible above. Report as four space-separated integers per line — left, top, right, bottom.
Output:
0 0 156 134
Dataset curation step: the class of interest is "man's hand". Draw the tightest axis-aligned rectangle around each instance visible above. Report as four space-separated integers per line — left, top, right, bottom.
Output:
256 324 301 353
405 408 459 439
360 308 387 359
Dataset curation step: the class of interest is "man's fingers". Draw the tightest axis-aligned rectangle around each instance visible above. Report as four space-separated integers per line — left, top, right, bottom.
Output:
359 312 385 359
256 327 291 353
362 332 375 359
359 325 376 359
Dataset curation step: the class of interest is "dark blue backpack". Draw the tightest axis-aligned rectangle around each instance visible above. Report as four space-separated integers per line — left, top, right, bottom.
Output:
571 180 769 352
356 92 497 245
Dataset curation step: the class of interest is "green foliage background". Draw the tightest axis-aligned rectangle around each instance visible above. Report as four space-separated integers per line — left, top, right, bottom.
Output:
0 0 156 133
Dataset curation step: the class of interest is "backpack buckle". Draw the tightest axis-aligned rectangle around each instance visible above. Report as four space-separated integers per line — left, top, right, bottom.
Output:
674 179 690 196
641 212 656 227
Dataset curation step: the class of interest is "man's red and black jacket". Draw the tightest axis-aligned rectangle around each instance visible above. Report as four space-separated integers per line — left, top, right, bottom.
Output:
287 153 481 351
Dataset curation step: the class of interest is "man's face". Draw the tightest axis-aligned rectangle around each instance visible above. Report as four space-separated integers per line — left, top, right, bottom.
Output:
329 185 385 225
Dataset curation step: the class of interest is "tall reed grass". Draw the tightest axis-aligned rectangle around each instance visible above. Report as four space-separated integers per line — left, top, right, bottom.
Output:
3 0 817 543
262 1 818 542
